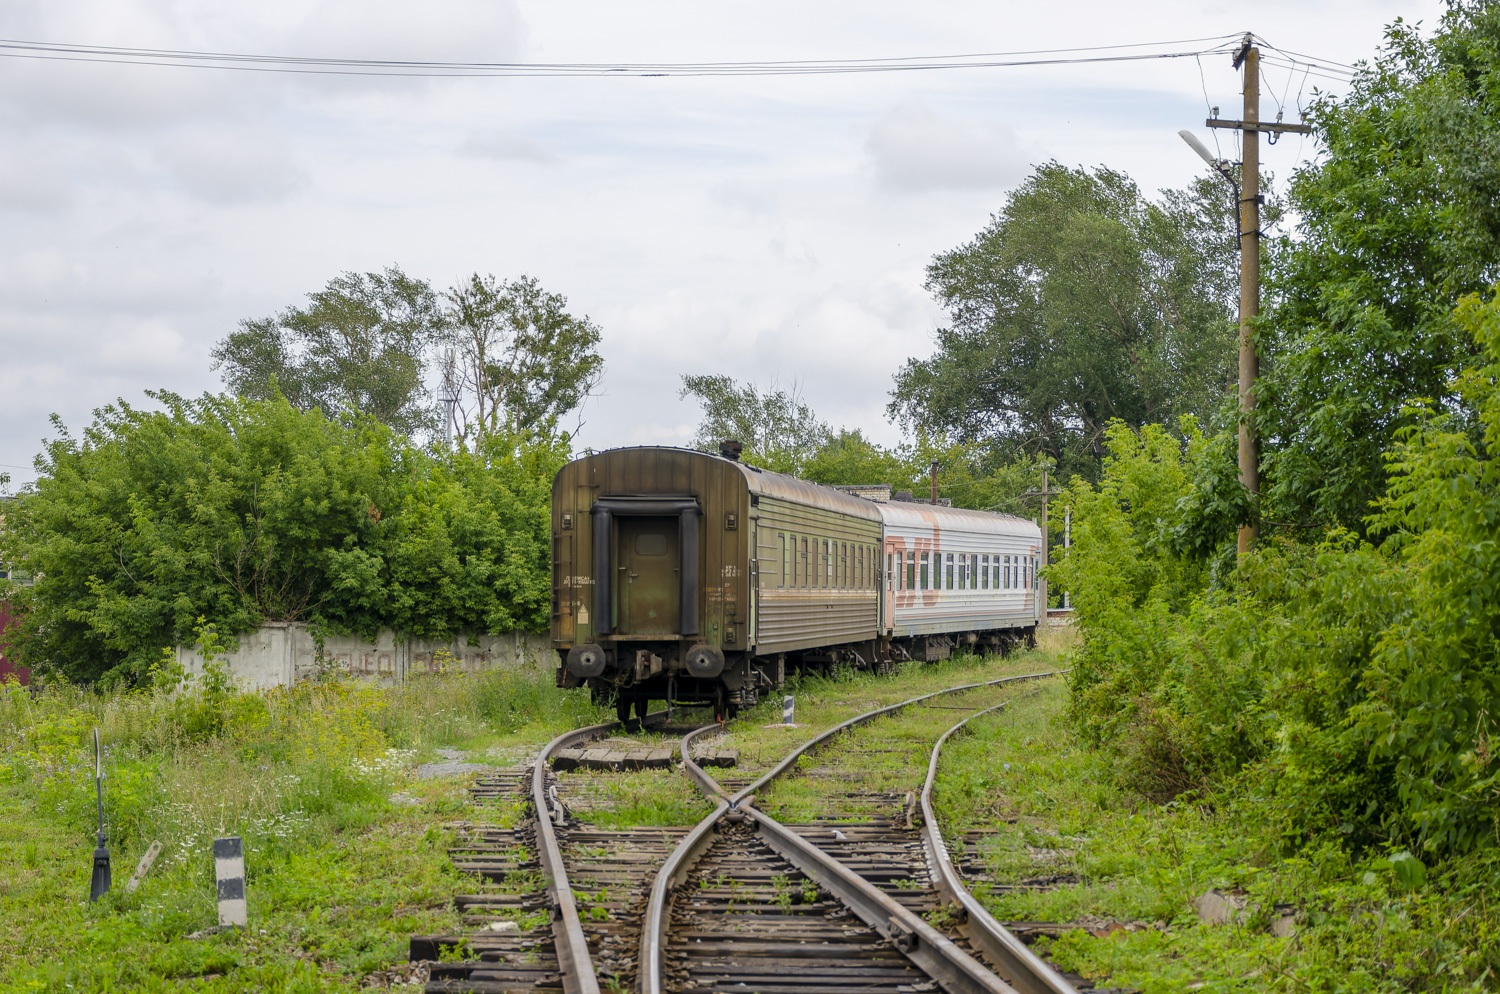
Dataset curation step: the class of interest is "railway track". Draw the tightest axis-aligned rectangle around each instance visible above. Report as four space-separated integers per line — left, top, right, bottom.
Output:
642 674 1078 994
418 673 1078 994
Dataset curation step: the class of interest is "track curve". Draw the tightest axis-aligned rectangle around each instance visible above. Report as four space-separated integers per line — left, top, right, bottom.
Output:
920 700 1079 994
641 670 1074 994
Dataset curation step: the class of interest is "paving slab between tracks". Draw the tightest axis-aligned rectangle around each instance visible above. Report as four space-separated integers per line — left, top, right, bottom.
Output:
549 742 738 771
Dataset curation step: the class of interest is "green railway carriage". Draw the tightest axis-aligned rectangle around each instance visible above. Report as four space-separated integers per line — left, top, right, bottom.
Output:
551 444 883 720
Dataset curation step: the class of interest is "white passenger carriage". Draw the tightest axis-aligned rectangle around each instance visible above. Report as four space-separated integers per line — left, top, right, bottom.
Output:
877 501 1043 653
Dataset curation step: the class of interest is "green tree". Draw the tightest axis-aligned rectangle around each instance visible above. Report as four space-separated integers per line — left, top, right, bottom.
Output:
213 266 443 436
801 428 911 489
889 163 1242 482
1259 6 1500 531
442 274 605 447
678 375 831 475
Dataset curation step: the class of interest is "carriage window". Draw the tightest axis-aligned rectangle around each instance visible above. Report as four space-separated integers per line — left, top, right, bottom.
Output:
779 534 787 587
981 555 989 589
857 545 863 588
993 562 1000 587
919 552 929 589
945 553 954 590
840 543 848 587
1004 555 1011 589
906 551 916 589
888 552 895 588
800 538 809 587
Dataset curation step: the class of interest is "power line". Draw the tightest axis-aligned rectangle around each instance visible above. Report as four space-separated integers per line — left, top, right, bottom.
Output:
1253 36 1357 70
1258 55 1351 85
0 34 1246 78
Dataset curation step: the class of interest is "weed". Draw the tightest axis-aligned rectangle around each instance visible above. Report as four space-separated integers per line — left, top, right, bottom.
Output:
0 663 604 990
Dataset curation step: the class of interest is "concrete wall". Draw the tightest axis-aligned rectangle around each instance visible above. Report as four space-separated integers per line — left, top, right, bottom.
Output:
177 622 554 691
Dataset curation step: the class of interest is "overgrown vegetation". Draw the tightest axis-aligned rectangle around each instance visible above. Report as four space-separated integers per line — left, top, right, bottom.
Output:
1054 287 1500 860
934 680 1500 992
0 663 608 992
1261 6 1500 531
1017 8 1500 988
1 394 565 684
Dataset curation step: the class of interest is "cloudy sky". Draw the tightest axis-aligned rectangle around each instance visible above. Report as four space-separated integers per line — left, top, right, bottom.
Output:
0 0 1444 486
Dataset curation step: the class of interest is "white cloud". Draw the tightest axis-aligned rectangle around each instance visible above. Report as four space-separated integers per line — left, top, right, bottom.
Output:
155 130 307 205
460 131 559 164
865 100 1031 192
0 147 72 213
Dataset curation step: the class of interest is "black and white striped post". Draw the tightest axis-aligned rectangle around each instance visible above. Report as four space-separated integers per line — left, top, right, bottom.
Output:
782 695 795 725
213 837 248 928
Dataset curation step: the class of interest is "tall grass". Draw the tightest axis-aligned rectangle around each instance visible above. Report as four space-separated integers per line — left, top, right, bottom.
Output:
0 662 612 990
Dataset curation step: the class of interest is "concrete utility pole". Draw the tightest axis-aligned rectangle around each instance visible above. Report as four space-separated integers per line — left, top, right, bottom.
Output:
1234 40 1260 555
1199 33 1311 556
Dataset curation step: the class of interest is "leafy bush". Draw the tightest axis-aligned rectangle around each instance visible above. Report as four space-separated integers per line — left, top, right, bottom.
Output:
1053 289 1500 854
2 392 566 684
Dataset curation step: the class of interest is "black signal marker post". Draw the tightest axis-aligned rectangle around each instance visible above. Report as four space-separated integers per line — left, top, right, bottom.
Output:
89 728 111 903
214 837 248 928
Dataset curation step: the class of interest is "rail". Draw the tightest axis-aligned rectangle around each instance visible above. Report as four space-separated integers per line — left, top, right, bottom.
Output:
920 700 1080 994
638 722 730 994
530 709 670 994
640 669 1063 994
